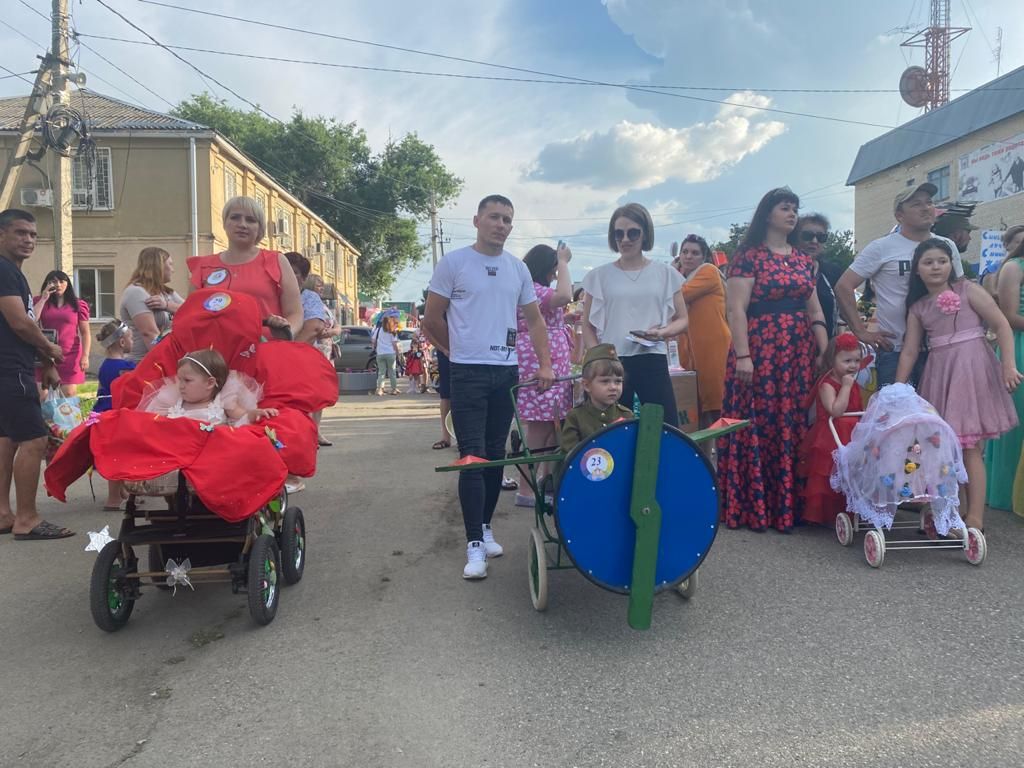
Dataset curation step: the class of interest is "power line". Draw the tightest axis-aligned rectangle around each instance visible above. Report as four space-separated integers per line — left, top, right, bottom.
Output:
0 62 35 87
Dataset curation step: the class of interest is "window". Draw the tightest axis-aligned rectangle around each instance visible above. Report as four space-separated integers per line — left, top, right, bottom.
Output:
224 168 238 200
75 267 116 318
255 191 268 217
274 206 291 236
927 166 950 201
72 147 114 210
299 222 308 252
324 247 335 277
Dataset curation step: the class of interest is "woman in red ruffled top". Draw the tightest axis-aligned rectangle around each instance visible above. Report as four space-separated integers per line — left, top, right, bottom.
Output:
187 196 303 337
799 332 865 526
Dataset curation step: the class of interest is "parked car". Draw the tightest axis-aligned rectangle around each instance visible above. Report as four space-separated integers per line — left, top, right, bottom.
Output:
333 326 377 372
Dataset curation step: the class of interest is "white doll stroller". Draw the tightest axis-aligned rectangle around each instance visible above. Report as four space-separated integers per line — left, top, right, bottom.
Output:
830 384 987 568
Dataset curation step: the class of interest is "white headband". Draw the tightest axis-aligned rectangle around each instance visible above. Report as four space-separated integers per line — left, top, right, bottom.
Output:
181 355 213 378
99 321 129 348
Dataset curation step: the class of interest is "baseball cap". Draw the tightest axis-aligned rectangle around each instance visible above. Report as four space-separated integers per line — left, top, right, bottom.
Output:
932 214 977 234
893 182 938 215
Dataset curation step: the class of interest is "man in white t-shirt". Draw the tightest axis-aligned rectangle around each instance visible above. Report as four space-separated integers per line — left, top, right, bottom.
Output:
835 182 963 386
424 195 554 580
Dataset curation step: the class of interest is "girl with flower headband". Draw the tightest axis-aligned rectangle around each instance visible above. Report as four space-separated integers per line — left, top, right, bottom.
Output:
798 332 865 526
139 348 278 426
897 237 1021 532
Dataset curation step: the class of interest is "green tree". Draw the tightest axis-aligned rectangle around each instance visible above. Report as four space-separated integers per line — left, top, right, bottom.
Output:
173 94 463 296
818 229 855 284
711 222 748 259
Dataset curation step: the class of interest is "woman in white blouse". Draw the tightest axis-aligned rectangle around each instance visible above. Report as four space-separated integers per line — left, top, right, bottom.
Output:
581 203 689 425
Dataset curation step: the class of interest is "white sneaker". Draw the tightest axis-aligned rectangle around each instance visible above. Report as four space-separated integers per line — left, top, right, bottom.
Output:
463 541 488 579
482 524 503 558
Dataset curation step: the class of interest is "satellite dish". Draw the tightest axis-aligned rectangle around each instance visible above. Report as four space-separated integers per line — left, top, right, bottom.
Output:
899 66 929 108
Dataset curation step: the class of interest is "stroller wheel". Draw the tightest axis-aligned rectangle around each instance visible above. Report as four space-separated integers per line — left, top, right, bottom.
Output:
247 534 281 626
835 512 854 547
676 568 699 600
280 507 306 585
864 529 885 568
527 528 548 612
964 528 986 566
90 541 137 632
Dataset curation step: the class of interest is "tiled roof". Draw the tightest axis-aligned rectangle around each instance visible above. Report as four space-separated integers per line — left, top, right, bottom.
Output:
847 63 1024 184
0 90 208 132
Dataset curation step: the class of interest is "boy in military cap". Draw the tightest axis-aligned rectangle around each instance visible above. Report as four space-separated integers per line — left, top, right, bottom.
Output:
559 343 633 455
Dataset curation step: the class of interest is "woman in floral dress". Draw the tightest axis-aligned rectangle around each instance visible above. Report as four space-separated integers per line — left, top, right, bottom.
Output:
717 187 829 532
514 243 573 505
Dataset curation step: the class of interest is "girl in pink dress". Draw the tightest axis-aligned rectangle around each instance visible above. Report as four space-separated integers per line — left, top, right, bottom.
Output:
34 270 90 395
897 238 1022 531
514 243 573 506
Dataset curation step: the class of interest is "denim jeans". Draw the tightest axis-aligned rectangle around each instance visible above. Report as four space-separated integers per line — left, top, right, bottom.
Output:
376 353 397 392
875 348 927 389
449 363 518 542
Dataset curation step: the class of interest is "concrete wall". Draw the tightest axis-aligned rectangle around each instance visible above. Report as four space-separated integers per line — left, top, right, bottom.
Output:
852 111 1024 260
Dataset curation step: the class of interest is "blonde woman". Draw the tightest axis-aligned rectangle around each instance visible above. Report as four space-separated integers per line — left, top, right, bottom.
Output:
187 196 302 336
119 247 184 362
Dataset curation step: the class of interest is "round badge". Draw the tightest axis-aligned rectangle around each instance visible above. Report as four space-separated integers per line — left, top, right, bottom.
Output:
580 448 614 482
203 293 232 312
206 268 228 286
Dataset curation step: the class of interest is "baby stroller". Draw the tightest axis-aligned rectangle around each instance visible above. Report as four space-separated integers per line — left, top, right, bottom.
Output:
45 289 339 630
830 383 986 568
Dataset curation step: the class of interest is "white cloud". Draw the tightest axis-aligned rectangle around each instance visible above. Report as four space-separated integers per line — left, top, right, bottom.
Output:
524 92 786 189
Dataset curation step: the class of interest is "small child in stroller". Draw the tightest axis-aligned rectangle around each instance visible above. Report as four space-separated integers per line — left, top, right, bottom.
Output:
141 348 278 426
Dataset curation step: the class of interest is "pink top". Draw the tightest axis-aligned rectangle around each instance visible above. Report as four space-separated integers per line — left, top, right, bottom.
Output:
187 250 284 318
35 297 90 383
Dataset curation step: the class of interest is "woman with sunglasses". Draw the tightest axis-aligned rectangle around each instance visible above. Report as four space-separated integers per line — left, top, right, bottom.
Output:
581 203 689 425
718 187 829 533
791 213 839 337
673 234 730 427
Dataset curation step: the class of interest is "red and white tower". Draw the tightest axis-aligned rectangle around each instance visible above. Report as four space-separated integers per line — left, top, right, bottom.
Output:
899 0 970 111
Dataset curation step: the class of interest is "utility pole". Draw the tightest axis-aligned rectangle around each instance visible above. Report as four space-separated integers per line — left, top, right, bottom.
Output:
0 65 52 210
994 27 1003 77
429 192 439 268
51 0 74 274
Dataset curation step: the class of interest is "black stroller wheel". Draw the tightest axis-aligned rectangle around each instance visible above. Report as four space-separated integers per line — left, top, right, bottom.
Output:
280 507 306 585
247 534 281 625
90 541 136 632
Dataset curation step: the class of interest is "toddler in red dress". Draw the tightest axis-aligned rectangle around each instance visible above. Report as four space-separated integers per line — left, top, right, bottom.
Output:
799 333 864 526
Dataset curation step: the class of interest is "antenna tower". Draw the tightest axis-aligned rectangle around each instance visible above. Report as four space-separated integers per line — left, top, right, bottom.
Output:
900 0 969 110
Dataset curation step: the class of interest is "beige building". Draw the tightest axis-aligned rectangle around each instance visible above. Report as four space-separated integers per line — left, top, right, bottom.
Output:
847 64 1024 261
0 91 360 371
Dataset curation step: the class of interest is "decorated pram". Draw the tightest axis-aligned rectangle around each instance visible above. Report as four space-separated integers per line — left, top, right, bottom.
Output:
830 383 986 567
44 289 339 630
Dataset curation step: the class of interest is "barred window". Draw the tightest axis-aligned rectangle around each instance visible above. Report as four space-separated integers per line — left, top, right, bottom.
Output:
72 147 113 210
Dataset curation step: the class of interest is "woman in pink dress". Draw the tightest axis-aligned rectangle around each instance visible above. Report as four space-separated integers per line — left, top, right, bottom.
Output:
514 243 573 505
34 270 90 395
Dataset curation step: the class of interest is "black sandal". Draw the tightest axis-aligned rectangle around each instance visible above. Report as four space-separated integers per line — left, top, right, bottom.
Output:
432 439 451 450
13 520 75 540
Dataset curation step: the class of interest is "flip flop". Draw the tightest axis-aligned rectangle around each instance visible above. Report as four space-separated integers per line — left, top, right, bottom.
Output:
501 477 518 491
432 440 451 450
13 520 75 540
0 526 12 535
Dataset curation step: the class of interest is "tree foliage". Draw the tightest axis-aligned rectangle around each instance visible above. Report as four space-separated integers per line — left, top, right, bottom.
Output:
173 94 463 297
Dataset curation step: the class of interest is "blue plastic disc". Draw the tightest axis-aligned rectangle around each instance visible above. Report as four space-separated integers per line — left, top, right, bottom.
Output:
555 420 718 594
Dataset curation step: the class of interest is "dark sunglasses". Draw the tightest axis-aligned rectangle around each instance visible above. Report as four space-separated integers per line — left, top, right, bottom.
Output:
614 227 643 242
800 231 828 244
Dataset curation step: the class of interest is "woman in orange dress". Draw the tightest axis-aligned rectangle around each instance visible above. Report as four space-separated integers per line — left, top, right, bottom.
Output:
187 196 303 337
673 234 731 427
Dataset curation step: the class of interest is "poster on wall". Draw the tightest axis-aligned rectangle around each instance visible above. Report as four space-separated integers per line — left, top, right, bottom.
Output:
958 132 1024 203
978 230 1007 280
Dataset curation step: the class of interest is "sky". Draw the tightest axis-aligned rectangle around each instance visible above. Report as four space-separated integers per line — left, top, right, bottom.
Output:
2 0 1022 302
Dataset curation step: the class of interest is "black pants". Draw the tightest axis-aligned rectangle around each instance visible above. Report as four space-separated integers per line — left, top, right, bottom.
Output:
449 363 518 542
618 353 679 427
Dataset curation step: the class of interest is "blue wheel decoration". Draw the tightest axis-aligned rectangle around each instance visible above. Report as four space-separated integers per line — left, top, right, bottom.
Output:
555 420 718 594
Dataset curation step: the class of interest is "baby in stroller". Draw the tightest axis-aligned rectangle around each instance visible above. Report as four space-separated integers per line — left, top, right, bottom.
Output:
831 383 967 538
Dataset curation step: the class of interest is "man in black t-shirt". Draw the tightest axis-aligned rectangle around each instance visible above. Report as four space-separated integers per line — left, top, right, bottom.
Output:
0 209 74 540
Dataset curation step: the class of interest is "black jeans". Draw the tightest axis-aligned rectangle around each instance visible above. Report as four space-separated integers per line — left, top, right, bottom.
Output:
449 363 519 542
619 353 679 427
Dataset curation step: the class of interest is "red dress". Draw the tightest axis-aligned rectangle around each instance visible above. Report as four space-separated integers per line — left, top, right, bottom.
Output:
187 250 284 318
798 374 863 526
717 246 817 532
404 350 425 376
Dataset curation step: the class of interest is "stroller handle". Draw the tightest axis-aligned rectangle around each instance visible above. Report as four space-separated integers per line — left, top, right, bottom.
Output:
827 411 865 446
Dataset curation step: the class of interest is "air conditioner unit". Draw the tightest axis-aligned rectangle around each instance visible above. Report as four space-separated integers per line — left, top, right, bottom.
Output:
20 188 54 207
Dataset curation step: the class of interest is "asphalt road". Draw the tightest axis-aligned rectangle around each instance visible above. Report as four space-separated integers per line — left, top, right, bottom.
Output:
1 393 1022 768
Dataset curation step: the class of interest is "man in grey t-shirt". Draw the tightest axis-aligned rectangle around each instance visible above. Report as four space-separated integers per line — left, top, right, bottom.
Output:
424 195 554 580
835 182 962 386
